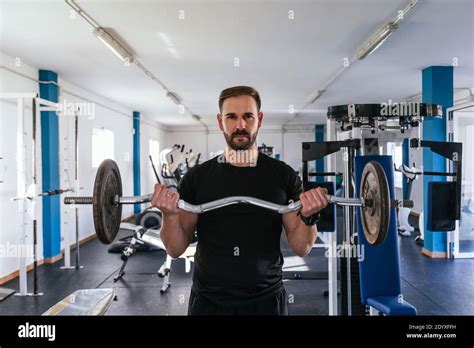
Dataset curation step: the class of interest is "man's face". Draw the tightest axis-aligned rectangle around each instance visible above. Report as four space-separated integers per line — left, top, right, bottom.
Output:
217 95 263 151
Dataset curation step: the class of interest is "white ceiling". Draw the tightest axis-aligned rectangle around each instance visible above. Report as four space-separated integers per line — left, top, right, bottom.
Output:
1 0 473 128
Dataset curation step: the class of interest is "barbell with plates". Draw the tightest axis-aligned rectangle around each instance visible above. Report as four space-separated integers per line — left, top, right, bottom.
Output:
64 159 412 245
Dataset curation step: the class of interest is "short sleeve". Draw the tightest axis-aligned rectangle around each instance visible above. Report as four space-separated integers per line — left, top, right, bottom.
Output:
177 165 199 205
285 165 303 202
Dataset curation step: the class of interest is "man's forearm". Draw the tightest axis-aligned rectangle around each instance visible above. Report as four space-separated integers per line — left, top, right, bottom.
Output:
160 214 190 258
288 220 317 257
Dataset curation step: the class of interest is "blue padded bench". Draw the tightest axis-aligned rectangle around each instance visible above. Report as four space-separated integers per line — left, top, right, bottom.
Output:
367 296 417 316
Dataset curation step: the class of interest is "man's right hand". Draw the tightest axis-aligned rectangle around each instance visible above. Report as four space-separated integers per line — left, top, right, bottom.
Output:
151 184 180 215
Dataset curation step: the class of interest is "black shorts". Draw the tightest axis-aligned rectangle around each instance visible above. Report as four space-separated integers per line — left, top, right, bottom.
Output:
187 287 288 316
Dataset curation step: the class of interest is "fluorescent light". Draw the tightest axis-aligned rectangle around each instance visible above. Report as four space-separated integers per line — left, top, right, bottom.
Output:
306 89 325 104
93 28 133 62
158 32 174 47
168 47 181 59
357 22 398 60
166 91 181 105
158 32 181 59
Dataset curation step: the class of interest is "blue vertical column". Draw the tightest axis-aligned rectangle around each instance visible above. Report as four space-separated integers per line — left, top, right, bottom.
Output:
39 70 60 260
402 139 409 199
133 111 141 214
315 124 325 182
422 66 453 256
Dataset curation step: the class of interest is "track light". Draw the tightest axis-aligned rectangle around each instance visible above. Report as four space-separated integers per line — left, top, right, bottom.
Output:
166 91 182 105
93 28 133 62
357 22 398 60
306 89 325 104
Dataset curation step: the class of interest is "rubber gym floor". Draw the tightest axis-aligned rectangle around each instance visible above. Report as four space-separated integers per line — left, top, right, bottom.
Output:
1 212 473 315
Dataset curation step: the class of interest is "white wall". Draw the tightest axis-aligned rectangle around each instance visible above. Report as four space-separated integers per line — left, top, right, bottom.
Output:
58 80 137 246
166 125 317 175
282 128 317 173
57 80 169 249
167 129 209 161
140 121 168 203
0 52 168 280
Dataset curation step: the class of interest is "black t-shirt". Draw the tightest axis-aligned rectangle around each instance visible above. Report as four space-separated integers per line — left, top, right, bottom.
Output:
178 153 302 304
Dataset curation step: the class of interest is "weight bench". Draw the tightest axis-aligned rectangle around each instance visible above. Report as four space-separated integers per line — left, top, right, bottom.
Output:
355 156 417 316
42 288 116 315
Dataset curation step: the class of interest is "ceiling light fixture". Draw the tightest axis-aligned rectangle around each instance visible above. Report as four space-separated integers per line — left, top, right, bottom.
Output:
166 91 182 105
357 22 398 60
306 89 325 104
93 28 133 62
67 0 206 129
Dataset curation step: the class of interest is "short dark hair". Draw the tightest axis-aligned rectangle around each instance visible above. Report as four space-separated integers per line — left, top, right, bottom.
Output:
218 86 261 112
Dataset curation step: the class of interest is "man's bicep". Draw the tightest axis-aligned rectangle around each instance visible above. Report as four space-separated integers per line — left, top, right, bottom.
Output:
178 210 198 242
286 167 303 203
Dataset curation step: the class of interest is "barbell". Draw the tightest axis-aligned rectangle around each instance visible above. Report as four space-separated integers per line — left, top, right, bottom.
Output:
64 159 412 246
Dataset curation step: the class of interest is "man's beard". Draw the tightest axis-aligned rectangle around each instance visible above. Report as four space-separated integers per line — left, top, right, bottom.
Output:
223 129 258 150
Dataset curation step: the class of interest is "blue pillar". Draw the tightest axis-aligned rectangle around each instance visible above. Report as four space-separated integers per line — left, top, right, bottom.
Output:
402 139 409 199
133 111 141 214
422 66 453 255
39 70 60 259
315 124 325 182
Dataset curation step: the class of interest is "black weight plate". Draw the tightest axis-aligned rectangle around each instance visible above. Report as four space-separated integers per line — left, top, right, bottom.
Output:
360 161 390 245
93 159 123 244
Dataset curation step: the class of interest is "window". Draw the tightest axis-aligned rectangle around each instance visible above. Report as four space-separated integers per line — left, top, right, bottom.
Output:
92 128 114 168
387 142 403 188
149 139 160 166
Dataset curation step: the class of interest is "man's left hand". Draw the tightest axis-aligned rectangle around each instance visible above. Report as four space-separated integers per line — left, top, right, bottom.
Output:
299 187 329 217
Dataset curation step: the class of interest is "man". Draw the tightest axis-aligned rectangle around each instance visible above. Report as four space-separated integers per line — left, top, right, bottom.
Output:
152 86 328 315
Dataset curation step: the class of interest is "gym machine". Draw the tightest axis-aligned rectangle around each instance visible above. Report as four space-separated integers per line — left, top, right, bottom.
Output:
301 102 462 315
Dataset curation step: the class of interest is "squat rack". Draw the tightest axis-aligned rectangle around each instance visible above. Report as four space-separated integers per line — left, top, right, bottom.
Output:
0 93 81 297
